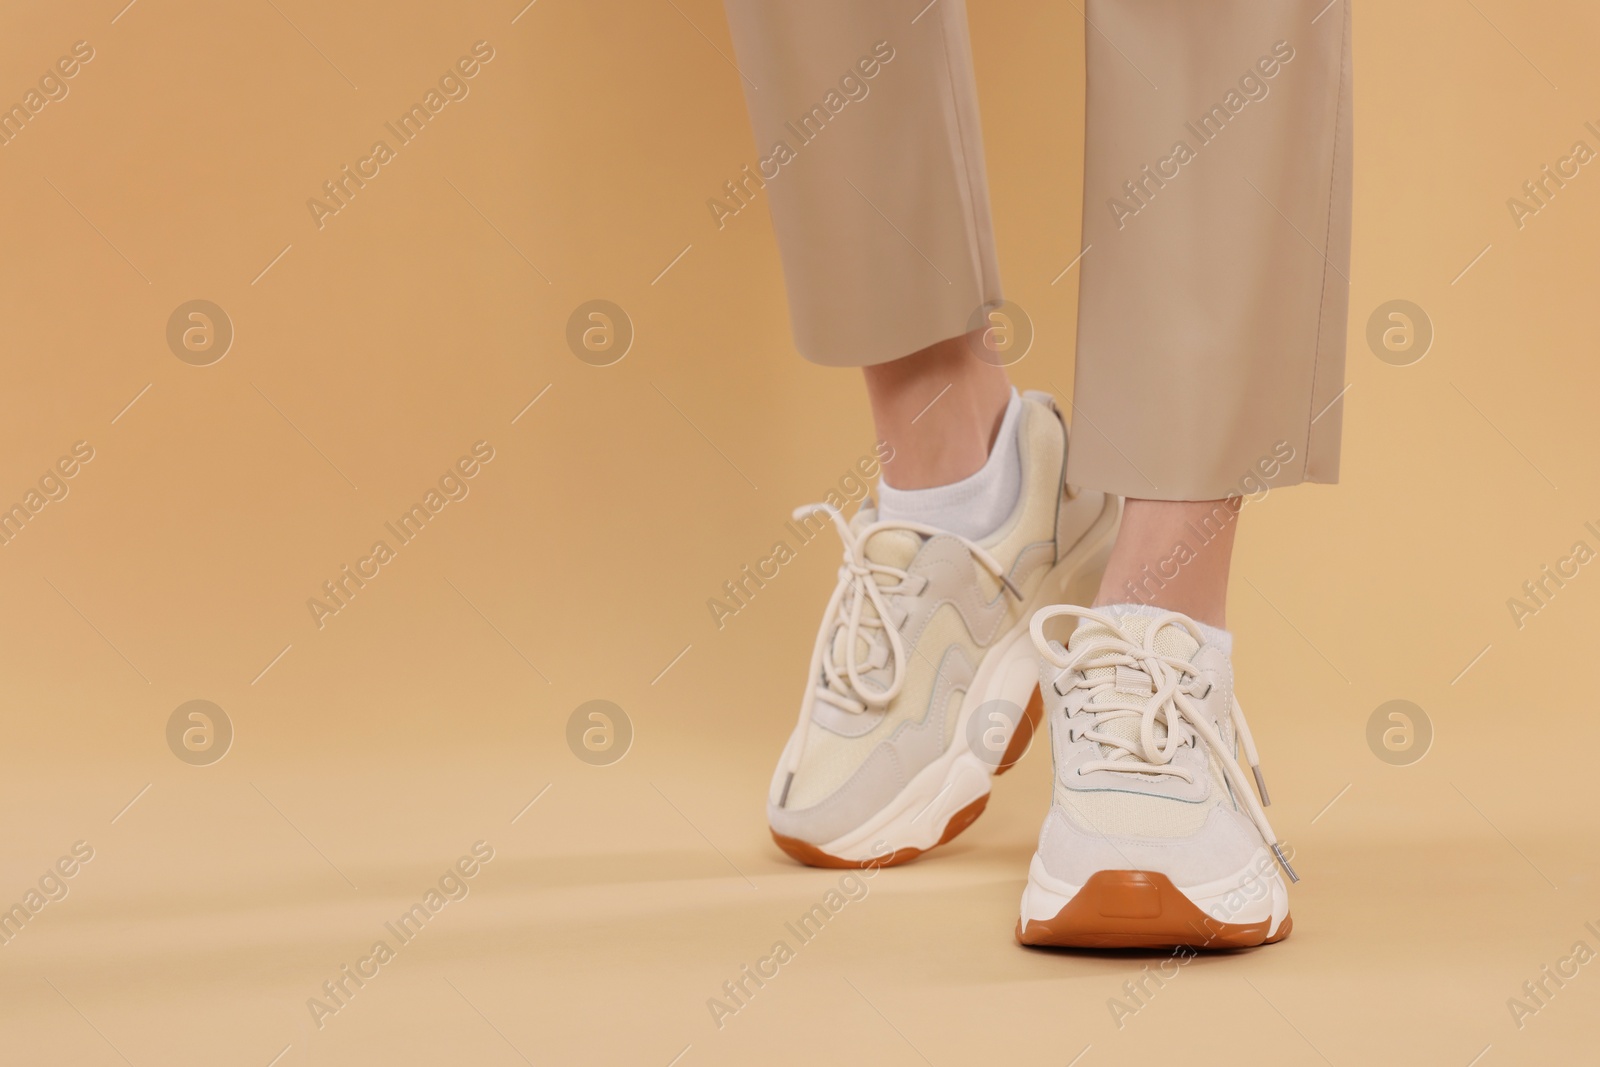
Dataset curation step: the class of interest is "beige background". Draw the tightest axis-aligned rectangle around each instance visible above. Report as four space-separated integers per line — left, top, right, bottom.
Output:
1 1 1597 1064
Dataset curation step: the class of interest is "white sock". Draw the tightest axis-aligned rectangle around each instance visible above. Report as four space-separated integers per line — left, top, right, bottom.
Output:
877 388 1022 541
1097 601 1233 655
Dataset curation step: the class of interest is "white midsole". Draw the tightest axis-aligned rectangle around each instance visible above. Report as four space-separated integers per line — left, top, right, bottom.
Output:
1018 849 1290 935
814 494 1121 862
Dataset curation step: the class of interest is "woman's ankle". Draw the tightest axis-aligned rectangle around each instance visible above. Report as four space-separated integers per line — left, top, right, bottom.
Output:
863 331 1011 490
1092 497 1240 627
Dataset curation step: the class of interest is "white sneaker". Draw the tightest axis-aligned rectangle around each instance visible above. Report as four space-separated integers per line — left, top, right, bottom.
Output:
768 392 1120 868
1017 606 1296 948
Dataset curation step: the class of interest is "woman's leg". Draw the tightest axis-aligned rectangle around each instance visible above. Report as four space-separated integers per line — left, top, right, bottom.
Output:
1017 0 1352 951
724 1 1112 869
1070 0 1353 623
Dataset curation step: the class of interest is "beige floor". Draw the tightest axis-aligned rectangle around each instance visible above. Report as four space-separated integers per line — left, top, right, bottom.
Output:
2 1 1598 1064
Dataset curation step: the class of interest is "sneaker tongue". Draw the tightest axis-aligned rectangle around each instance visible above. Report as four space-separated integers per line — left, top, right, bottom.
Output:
1083 612 1201 661
850 506 922 572
824 507 924 697
863 529 921 571
1069 613 1200 756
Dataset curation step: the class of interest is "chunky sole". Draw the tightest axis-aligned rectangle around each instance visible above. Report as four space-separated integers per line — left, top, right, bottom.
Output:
770 687 1041 869
771 492 1121 870
1016 852 1292 950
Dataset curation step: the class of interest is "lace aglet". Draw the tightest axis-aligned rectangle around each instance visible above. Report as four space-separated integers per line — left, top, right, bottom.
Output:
1272 842 1299 884
1252 764 1272 807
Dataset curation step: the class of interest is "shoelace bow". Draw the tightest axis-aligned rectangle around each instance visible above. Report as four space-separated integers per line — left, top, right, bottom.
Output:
1030 606 1298 882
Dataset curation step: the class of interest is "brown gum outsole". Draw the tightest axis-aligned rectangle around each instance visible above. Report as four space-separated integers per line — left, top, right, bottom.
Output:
1016 870 1293 950
770 686 1046 869
994 685 1044 776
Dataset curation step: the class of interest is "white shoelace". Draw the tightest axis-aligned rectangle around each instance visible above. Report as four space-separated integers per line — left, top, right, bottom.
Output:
1030 605 1298 882
775 503 1022 807
802 502 1020 716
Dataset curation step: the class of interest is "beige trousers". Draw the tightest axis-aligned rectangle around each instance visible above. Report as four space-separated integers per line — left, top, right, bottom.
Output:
722 0 1352 500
